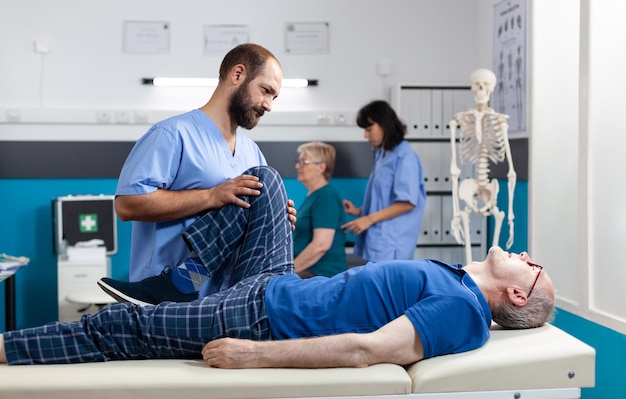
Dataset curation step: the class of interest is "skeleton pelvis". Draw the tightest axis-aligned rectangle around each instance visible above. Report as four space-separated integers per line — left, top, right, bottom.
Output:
458 178 500 215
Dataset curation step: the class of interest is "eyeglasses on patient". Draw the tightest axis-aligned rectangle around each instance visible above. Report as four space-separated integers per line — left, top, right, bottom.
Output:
526 261 543 298
295 159 322 166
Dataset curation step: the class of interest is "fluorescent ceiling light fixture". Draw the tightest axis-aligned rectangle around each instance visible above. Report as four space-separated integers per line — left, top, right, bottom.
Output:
142 77 318 88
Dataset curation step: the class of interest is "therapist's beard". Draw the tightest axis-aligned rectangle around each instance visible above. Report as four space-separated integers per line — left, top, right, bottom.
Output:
229 81 265 130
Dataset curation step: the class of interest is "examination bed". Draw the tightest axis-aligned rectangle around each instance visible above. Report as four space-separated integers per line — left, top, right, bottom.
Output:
0 323 595 399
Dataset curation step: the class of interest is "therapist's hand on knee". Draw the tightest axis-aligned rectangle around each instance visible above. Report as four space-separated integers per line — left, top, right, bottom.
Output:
210 175 263 209
287 199 297 231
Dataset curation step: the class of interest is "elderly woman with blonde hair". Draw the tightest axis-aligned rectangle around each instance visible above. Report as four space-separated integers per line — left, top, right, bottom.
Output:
293 141 347 278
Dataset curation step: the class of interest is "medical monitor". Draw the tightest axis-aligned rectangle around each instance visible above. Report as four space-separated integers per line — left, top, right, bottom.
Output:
53 194 117 255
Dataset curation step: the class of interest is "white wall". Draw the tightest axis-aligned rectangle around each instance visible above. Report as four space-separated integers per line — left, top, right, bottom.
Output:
0 0 484 142
1 1 480 124
530 0 626 334
529 1 580 304
585 0 626 330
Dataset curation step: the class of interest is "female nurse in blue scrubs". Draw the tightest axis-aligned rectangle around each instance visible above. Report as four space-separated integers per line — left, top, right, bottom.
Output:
342 100 426 262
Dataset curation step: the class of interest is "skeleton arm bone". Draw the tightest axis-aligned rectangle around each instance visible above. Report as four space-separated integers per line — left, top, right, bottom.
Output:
498 116 516 249
449 118 465 245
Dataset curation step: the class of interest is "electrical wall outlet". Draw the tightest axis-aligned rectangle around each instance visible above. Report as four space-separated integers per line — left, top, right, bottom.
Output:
6 109 21 122
114 110 131 124
96 110 112 123
134 110 149 123
34 38 50 54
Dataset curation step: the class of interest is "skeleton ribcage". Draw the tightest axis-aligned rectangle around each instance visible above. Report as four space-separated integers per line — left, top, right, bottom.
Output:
455 111 508 186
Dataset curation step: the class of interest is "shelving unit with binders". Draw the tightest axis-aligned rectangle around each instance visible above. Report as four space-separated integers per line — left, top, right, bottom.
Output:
391 85 487 265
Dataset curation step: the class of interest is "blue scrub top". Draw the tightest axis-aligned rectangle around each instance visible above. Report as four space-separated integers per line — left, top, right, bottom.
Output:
355 140 426 261
265 259 492 359
116 109 266 281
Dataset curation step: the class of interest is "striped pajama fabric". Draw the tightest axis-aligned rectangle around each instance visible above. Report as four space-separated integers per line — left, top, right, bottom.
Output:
4 166 294 365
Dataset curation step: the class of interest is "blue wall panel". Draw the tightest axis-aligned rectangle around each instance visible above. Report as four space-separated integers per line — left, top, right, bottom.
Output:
0 178 131 330
552 309 626 399
486 179 529 253
0 177 368 331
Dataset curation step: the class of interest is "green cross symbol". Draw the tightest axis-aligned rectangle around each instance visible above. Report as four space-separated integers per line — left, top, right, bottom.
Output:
79 214 98 233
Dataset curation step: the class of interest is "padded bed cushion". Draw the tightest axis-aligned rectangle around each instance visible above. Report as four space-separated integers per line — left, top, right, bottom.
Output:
0 323 594 399
407 323 595 393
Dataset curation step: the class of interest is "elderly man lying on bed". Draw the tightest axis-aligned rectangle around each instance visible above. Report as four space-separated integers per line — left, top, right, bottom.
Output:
0 166 555 367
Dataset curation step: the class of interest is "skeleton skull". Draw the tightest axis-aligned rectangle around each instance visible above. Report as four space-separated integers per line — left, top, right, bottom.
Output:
470 68 497 105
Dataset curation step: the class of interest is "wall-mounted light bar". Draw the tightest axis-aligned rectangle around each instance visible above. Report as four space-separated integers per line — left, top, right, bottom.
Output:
141 77 318 88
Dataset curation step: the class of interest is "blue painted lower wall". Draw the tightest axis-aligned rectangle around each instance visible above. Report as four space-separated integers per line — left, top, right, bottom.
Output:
487 179 529 254
0 177 366 329
552 309 626 398
1 178 131 329
0 177 623 398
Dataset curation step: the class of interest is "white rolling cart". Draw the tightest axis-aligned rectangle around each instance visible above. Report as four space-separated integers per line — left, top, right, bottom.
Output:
53 195 117 322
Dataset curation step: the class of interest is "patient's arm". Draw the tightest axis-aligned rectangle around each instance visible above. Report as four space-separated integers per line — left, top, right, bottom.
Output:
201 315 423 368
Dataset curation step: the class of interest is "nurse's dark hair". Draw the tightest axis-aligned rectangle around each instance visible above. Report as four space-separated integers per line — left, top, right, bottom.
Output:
356 100 407 151
218 43 281 83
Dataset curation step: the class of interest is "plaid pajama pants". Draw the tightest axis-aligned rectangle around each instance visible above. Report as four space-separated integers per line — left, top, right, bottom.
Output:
4 166 294 365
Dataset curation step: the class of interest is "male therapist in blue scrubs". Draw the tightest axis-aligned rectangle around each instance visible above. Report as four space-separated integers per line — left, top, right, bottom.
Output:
101 43 296 303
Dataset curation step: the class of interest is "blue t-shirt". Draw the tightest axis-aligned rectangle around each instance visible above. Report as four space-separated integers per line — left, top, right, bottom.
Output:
265 259 491 359
293 184 347 277
355 140 426 261
116 109 266 281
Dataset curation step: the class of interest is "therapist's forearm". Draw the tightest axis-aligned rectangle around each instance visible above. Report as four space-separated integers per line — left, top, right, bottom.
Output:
115 189 214 222
117 174 265 222
367 202 415 224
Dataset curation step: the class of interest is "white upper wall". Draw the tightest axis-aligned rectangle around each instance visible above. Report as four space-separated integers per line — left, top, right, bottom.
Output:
0 0 481 112
584 0 626 331
530 0 626 334
529 1 581 306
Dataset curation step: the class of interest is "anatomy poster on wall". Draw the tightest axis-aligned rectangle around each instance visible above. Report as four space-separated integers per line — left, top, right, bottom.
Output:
492 0 527 135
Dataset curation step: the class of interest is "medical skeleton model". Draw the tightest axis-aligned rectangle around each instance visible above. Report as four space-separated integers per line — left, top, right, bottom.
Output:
449 68 516 263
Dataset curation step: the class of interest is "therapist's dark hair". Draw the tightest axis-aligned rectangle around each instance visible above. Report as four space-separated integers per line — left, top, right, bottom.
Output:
218 43 281 83
356 100 407 151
